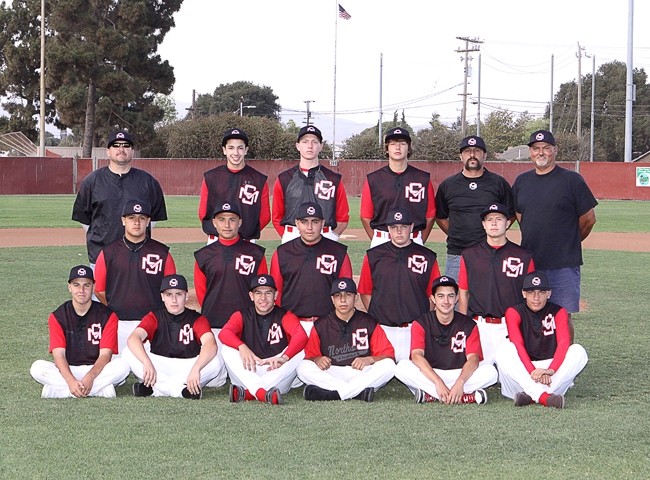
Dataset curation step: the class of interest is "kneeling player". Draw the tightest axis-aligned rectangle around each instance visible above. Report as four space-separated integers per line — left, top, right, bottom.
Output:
30 266 129 398
297 278 396 402
395 276 497 404
495 272 588 409
123 274 224 399
219 275 308 405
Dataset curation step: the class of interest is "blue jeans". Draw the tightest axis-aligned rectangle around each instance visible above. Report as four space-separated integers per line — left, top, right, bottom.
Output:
540 267 581 313
445 254 461 283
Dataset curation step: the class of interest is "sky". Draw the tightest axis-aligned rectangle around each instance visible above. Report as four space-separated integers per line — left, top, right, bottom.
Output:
158 0 650 144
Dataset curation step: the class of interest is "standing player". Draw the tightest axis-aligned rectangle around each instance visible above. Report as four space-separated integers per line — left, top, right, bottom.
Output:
72 130 167 265
358 208 440 362
94 200 176 353
495 272 588 409
395 276 497 404
198 128 270 244
194 202 267 386
270 202 353 334
272 125 349 243
30 266 130 398
219 275 308 405
435 135 514 280
297 278 396 402
457 203 535 364
123 274 223 399
512 130 597 340
360 127 436 247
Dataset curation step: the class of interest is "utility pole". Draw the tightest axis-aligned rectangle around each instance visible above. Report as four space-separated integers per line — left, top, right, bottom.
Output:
456 36 483 136
576 43 590 142
303 100 315 125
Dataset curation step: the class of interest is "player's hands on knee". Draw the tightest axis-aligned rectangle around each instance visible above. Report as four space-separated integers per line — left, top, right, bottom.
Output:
260 355 288 371
351 356 373 370
239 345 261 371
66 378 86 398
313 356 332 370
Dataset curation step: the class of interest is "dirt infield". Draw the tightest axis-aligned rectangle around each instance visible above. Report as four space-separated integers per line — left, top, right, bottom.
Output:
1 227 649 252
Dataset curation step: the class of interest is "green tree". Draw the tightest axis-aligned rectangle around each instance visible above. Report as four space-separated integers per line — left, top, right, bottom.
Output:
194 81 281 121
0 0 184 156
414 114 461 161
153 94 178 129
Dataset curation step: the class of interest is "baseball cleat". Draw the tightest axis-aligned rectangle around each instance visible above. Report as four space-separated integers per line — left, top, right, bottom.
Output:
181 387 202 400
514 392 533 407
229 384 245 403
265 387 283 405
414 389 436 404
303 384 341 401
545 394 565 409
132 382 153 397
473 388 488 405
355 387 375 402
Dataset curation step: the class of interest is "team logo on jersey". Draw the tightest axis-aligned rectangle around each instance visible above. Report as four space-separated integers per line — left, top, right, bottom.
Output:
178 324 194 345
239 184 260 205
450 331 466 353
408 255 428 274
542 313 556 336
235 255 256 275
87 323 102 345
502 257 524 278
405 182 425 203
469 182 477 191
316 254 338 275
267 323 284 345
352 328 369 350
142 254 163 274
314 180 335 200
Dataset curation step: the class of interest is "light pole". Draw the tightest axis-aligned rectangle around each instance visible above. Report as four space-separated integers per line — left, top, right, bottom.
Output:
39 0 45 156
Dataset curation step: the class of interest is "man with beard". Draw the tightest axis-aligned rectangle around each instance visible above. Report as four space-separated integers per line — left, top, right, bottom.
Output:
435 135 514 280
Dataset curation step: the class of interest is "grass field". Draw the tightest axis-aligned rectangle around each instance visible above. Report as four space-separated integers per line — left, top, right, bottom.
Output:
1 221 649 477
1 195 649 233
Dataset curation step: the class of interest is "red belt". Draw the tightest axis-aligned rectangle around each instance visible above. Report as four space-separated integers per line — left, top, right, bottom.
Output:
474 315 504 324
299 316 318 322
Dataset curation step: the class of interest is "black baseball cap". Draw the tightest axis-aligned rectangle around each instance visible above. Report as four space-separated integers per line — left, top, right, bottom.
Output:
480 203 509 220
384 127 411 143
522 272 551 291
122 200 151 217
385 208 413 226
431 275 458 295
160 274 188 292
250 274 277 291
222 128 249 147
297 125 322 142
107 130 134 147
68 265 94 283
528 130 556 146
331 277 357 295
459 135 487 152
213 202 241 218
296 201 324 220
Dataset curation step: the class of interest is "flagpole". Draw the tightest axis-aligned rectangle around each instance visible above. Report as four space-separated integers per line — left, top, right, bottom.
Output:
332 1 338 165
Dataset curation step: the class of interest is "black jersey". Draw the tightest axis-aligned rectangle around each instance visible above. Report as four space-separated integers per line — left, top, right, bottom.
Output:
367 165 431 232
274 238 350 318
194 239 266 328
239 306 290 358
435 169 513 255
413 311 480 370
97 237 172 321
512 166 597 269
277 165 342 228
365 242 437 326
510 302 563 361
144 307 207 359
72 166 167 263
461 240 533 317
51 301 117 366
201 164 267 239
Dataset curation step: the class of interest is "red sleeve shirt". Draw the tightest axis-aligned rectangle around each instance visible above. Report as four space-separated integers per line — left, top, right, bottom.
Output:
335 180 350 223
357 255 373 295
339 254 353 279
425 181 436 219
281 311 308 359
304 328 323 359
218 311 245 349
164 252 176 276
369 323 395 359
137 311 159 341
359 180 374 220
270 251 284 305
198 179 209 223
48 313 66 352
94 251 108 293
271 179 286 236
426 260 441 295
193 315 213 344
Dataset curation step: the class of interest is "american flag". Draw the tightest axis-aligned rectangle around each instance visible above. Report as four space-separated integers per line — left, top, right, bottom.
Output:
338 4 351 20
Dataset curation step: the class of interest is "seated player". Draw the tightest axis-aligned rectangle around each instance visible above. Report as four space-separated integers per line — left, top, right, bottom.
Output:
123 274 224 399
496 272 588 409
30 265 129 398
395 276 497 404
219 275 308 405
297 278 396 402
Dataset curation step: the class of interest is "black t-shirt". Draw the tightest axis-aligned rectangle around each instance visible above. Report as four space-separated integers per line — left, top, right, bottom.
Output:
512 166 597 269
435 169 513 255
72 166 167 263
